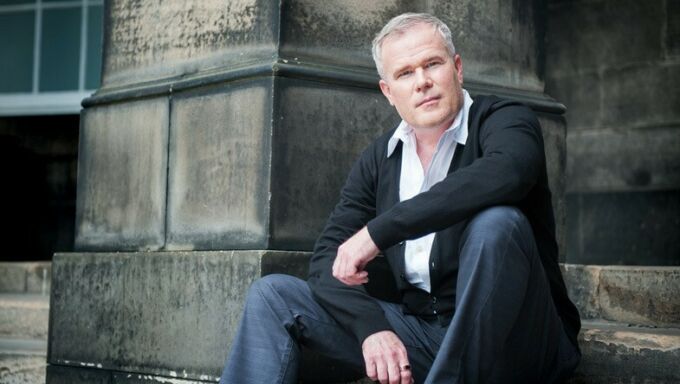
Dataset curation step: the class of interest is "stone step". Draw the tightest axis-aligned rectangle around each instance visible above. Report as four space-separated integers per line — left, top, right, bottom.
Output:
570 320 680 384
0 338 47 384
562 264 680 328
0 262 51 294
0 294 49 340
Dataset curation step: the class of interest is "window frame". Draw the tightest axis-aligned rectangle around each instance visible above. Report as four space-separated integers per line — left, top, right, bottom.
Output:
0 0 103 116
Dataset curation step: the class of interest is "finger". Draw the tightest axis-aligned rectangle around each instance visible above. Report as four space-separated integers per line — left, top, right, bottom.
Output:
337 250 349 279
344 271 368 286
365 359 377 381
399 364 412 384
387 359 401 384
331 255 340 278
376 360 388 384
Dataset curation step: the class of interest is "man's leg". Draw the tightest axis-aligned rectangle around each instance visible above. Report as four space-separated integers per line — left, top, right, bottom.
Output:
425 206 579 384
219 274 365 384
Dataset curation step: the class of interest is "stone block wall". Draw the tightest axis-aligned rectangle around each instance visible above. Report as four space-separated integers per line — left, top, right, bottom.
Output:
75 0 568 253
545 0 680 265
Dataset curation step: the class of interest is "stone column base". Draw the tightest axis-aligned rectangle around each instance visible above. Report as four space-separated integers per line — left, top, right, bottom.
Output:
47 251 396 383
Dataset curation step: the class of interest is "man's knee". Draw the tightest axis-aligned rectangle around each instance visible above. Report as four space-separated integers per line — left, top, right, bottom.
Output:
246 274 301 308
462 205 532 251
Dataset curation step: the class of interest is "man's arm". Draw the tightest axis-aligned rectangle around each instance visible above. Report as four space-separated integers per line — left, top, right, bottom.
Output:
308 143 414 384
368 102 544 250
307 144 394 343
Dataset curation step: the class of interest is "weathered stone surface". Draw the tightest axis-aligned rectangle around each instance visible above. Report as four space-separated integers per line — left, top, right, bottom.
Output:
280 0 405 70
548 63 680 135
668 0 680 57
78 0 567 252
545 0 680 267
45 365 374 384
166 80 273 250
0 262 51 294
49 251 310 382
0 355 46 384
570 320 680 384
47 365 109 384
536 113 567 259
0 264 26 294
562 264 680 326
75 98 169 251
600 62 680 130
567 128 680 194
547 0 665 76
565 190 680 265
544 72 602 132
433 0 545 92
0 294 49 339
103 0 279 87
269 77 399 250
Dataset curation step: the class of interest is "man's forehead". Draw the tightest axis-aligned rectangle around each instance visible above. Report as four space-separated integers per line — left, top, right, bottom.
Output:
381 22 440 46
380 23 448 68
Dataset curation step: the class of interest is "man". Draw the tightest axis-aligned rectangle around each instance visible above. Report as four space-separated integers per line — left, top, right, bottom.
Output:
220 13 580 384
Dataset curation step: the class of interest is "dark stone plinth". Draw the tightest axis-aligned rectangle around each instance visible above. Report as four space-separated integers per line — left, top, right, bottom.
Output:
566 190 680 266
164 77 398 251
48 251 396 383
49 251 309 382
75 98 169 251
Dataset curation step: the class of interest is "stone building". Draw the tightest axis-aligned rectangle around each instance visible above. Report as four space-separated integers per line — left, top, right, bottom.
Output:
0 0 678 383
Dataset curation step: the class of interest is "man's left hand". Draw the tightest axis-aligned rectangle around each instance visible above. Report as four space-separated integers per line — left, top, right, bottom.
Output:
332 226 380 285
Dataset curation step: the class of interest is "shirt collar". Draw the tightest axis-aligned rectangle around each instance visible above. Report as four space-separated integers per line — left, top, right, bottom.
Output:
387 89 473 157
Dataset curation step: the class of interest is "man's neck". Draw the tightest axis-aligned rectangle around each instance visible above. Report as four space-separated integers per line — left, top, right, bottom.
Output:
412 116 456 171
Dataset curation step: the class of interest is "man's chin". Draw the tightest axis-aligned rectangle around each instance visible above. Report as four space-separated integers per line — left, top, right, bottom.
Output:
412 114 455 131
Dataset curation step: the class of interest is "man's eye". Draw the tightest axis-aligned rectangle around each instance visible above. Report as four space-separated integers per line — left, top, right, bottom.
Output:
397 70 412 78
426 61 441 68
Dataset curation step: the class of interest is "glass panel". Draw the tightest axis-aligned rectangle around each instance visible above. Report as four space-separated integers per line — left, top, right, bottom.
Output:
0 0 34 5
85 4 101 89
39 7 81 91
0 11 34 92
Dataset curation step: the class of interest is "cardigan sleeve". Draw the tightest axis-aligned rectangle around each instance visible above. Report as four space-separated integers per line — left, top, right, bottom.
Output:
367 102 544 250
307 144 394 344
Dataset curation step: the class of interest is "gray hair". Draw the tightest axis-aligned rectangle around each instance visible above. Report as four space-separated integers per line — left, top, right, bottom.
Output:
372 13 456 79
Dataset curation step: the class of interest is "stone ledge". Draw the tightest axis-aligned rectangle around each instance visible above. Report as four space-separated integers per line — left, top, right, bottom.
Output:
0 294 49 339
570 320 680 384
0 338 48 357
0 262 51 294
561 264 680 327
45 256 680 383
0 355 46 384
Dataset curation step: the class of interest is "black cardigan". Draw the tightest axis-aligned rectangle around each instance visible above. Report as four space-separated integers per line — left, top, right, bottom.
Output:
307 95 580 349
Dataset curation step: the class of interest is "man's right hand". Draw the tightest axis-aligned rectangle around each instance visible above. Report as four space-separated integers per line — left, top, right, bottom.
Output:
362 330 413 384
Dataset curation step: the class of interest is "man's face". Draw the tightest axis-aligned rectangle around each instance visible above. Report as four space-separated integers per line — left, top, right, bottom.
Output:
378 23 464 131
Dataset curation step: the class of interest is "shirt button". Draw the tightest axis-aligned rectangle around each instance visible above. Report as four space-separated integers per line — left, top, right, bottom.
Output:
433 309 438 315
432 297 437 304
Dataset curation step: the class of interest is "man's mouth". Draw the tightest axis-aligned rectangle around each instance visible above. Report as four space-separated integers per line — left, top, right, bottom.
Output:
417 96 440 108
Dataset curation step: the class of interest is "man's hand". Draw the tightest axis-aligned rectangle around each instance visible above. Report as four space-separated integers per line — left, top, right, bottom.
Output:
362 331 413 384
332 226 380 285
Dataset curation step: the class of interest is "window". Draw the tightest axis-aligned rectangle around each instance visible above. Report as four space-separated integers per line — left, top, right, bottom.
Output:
0 0 103 115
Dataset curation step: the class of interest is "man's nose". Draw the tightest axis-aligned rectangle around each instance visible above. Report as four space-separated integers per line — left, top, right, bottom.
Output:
414 67 432 91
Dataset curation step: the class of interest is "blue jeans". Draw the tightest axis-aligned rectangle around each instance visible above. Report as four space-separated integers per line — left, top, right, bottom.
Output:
219 206 580 384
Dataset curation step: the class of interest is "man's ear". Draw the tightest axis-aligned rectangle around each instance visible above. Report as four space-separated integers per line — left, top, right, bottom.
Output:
379 79 394 106
454 54 464 84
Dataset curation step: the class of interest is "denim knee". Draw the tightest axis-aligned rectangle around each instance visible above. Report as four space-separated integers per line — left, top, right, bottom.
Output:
246 274 297 308
462 206 531 250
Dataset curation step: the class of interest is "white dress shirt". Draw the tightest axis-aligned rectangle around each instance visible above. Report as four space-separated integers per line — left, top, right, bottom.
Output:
386 89 473 292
